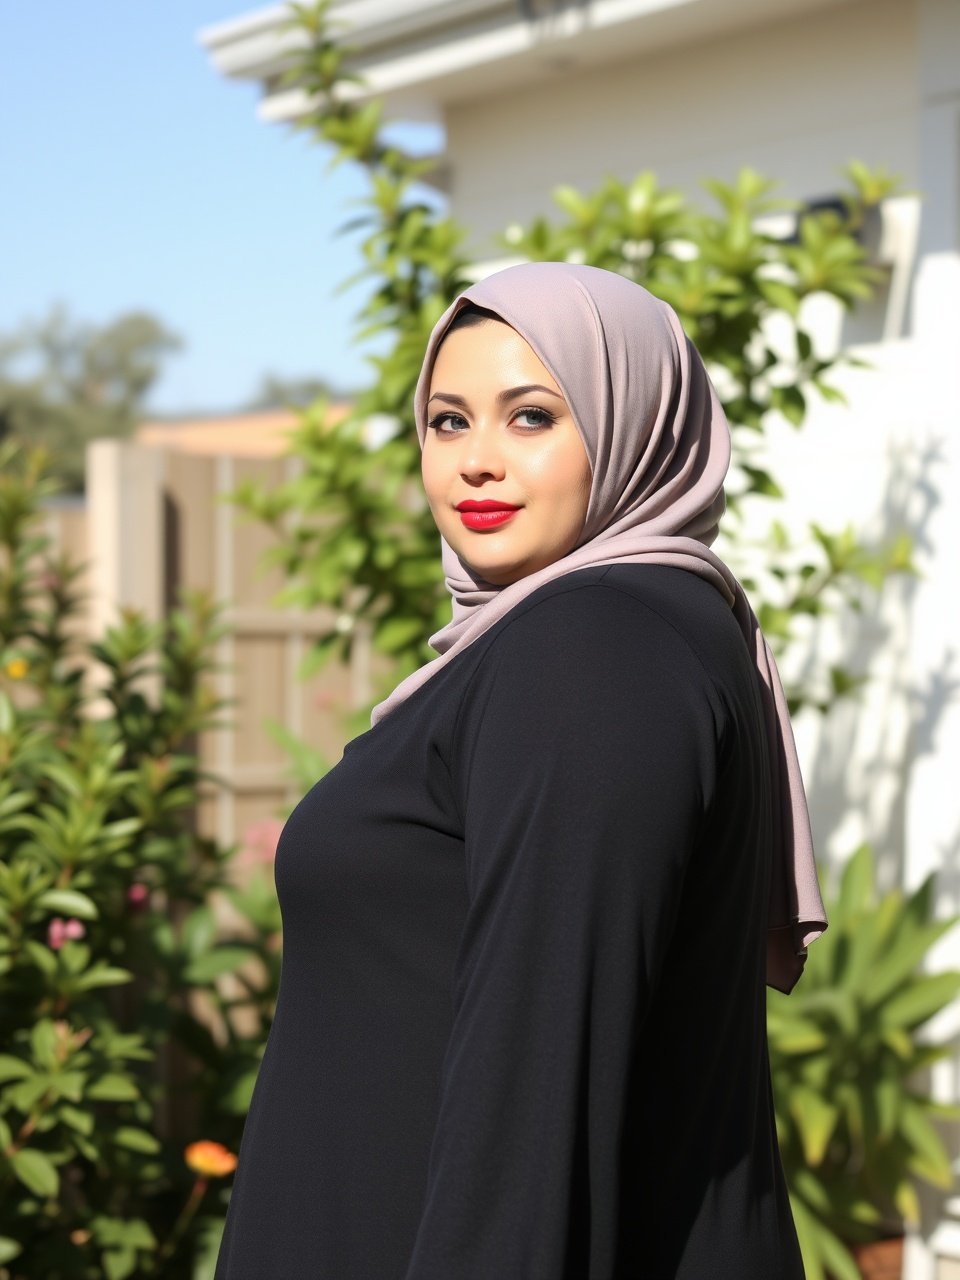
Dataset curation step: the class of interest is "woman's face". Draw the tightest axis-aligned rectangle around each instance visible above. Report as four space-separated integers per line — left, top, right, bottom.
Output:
421 319 592 587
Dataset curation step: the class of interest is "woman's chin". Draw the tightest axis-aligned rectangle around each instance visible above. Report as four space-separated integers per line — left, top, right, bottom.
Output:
455 551 526 587
463 554 558 588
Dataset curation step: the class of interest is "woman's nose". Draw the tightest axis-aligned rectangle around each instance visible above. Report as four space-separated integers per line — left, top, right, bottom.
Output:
459 425 506 484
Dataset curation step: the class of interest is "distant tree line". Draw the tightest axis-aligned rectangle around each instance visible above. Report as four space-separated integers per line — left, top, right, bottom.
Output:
0 306 350 491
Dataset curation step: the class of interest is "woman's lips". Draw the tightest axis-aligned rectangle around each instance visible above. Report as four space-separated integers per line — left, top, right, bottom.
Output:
458 504 519 529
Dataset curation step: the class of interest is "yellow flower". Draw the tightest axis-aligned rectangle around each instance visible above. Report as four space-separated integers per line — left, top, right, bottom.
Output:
184 1140 238 1178
4 658 28 680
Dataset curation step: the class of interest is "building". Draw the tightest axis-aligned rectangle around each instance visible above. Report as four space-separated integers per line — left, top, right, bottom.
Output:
136 407 302 457
200 2 960 1274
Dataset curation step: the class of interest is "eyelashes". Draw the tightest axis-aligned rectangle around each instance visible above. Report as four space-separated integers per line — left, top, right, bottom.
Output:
426 406 559 433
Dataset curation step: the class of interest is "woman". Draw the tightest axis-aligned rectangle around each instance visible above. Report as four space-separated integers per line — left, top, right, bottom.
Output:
215 262 828 1279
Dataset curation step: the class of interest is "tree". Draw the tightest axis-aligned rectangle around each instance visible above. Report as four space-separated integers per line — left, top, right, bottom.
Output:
0 307 182 491
242 372 352 411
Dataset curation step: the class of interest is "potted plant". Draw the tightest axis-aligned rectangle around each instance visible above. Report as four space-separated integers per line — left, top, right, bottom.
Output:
768 844 960 1280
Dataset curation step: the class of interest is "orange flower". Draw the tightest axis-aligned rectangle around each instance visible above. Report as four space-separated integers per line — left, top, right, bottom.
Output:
184 1140 238 1178
4 658 28 680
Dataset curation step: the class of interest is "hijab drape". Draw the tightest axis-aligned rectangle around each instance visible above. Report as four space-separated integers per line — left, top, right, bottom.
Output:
372 261 827 994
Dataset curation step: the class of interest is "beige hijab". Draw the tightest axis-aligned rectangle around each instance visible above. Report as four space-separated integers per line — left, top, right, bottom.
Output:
372 262 827 994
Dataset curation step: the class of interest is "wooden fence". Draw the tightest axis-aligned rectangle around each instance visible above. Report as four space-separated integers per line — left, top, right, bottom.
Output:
42 438 372 870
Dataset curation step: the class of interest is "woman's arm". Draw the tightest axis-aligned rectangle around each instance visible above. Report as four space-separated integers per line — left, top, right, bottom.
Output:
404 581 723 1279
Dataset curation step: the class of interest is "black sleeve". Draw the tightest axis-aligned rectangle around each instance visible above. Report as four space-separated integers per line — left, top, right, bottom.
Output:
403 581 724 1279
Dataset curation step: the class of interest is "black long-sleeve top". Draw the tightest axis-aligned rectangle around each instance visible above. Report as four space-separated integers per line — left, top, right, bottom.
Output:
214 564 805 1279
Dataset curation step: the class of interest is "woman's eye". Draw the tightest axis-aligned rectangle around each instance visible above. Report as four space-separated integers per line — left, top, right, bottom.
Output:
427 413 469 433
513 407 556 429
426 407 556 433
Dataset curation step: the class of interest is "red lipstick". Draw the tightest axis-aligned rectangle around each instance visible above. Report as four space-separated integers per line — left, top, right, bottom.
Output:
455 500 520 531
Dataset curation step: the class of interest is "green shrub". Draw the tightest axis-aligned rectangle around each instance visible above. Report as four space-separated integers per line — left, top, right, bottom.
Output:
770 844 960 1280
0 443 280 1278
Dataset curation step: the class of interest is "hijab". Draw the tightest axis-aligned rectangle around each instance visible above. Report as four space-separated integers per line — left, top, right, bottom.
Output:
372 261 827 994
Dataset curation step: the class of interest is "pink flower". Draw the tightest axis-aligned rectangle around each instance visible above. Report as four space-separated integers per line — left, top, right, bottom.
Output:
126 882 150 911
236 818 285 868
47 917 85 950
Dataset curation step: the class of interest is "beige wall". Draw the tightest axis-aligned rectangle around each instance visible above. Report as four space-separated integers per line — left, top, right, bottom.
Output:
446 0 917 249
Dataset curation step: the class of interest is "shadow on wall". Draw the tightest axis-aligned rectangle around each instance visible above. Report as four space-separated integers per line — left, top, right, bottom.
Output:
798 433 955 898
838 195 921 348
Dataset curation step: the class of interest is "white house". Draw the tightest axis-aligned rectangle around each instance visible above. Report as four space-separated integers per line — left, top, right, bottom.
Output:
200 2 960 1274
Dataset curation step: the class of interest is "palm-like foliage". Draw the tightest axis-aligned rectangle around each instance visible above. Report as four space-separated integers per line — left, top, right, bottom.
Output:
769 844 960 1279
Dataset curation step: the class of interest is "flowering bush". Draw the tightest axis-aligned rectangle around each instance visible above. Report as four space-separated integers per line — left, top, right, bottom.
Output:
0 444 280 1277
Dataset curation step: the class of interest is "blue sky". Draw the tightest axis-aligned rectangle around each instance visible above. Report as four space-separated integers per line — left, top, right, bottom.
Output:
1 2 436 415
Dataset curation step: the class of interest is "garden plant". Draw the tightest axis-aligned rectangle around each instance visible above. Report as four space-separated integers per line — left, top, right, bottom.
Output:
0 443 281 1278
769 844 960 1279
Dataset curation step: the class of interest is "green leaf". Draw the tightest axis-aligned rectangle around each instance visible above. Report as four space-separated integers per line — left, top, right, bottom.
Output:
769 1016 828 1053
837 843 874 916
30 1020 58 1068
35 888 99 920
814 1224 863 1280
184 946 256 983
0 1055 32 1084
220 1066 260 1114
373 615 425 655
5 1074 53 1112
9 1147 59 1198
789 1192 826 1280
880 1027 913 1059
0 1237 23 1264
772 383 806 427
51 1070 84 1104
181 905 216 960
115 1219 156 1249
862 916 958 1007
112 1126 161 1154
59 1104 94 1135
880 972 960 1031
74 963 133 991
788 1085 839 1166
757 278 800 316
899 1099 952 1187
874 1077 900 1141
813 378 848 405
740 464 784 499
35 761 84 798
86 1073 140 1102
98 817 143 841
103 1247 137 1280
894 1178 921 1225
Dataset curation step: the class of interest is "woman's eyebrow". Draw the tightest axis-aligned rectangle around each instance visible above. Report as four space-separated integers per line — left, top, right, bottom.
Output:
427 384 564 407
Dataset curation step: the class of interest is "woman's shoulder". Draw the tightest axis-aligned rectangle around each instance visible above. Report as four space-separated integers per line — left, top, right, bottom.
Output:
476 563 737 677
449 565 734 786
454 564 733 720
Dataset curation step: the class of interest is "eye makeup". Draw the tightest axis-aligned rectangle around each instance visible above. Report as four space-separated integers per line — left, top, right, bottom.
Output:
426 406 559 434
